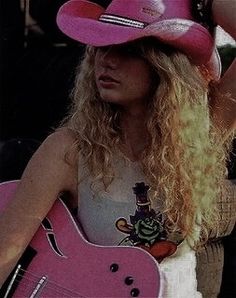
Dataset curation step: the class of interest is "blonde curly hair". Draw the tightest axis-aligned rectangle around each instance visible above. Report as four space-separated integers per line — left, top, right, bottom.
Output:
61 38 233 244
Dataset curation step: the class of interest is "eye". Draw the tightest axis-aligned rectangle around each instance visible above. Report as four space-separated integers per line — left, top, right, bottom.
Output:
96 46 112 54
95 44 142 58
102 46 112 52
120 44 142 57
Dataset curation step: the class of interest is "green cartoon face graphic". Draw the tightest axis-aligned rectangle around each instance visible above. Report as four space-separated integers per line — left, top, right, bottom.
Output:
115 182 181 262
134 218 163 245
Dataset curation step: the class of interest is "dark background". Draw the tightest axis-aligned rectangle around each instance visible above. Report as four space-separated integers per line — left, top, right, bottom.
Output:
0 0 112 142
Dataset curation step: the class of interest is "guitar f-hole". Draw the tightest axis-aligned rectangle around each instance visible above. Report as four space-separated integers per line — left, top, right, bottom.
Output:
46 233 67 258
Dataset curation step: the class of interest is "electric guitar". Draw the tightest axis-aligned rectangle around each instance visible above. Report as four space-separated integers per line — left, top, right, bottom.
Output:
0 180 162 297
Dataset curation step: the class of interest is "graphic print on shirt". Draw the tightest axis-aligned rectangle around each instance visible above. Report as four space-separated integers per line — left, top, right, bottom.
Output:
115 182 182 262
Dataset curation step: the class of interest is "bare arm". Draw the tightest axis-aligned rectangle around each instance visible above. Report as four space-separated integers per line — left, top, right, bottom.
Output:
0 128 78 286
210 0 236 134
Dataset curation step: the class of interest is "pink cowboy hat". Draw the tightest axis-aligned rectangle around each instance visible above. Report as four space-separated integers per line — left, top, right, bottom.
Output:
56 0 221 79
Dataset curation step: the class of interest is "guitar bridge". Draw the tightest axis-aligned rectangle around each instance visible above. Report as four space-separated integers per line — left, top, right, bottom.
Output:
29 276 47 298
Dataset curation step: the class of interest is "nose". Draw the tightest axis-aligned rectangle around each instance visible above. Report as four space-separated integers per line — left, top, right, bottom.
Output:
97 46 120 69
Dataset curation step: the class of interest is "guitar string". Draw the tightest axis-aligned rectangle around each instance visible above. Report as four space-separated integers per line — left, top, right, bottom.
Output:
14 272 85 297
14 277 85 298
14 277 74 297
14 276 84 297
15 285 75 298
17 268 83 296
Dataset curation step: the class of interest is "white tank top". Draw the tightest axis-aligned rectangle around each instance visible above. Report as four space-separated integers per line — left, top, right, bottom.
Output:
77 154 202 297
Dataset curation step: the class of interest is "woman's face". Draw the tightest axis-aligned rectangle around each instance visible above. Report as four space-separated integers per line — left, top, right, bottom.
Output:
94 42 155 109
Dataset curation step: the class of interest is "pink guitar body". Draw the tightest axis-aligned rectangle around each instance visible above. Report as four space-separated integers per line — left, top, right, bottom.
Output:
0 181 162 297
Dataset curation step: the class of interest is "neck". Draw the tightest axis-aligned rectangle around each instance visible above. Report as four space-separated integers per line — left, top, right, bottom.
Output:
120 108 149 161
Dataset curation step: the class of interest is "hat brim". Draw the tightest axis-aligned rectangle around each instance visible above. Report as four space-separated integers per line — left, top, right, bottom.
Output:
57 0 221 79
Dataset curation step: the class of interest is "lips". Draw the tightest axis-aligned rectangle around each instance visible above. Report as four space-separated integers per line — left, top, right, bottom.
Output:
98 74 119 83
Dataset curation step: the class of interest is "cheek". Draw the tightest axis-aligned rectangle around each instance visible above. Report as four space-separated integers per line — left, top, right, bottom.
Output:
126 66 154 96
94 61 99 84
94 53 102 82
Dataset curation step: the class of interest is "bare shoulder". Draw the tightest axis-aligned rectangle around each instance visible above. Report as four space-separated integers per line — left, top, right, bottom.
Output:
31 127 78 173
20 127 79 200
39 127 78 160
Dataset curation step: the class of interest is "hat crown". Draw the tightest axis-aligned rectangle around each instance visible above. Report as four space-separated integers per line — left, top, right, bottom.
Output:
56 0 221 79
104 0 193 25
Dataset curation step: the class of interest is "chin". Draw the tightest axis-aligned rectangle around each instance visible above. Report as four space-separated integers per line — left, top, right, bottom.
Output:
99 91 122 104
